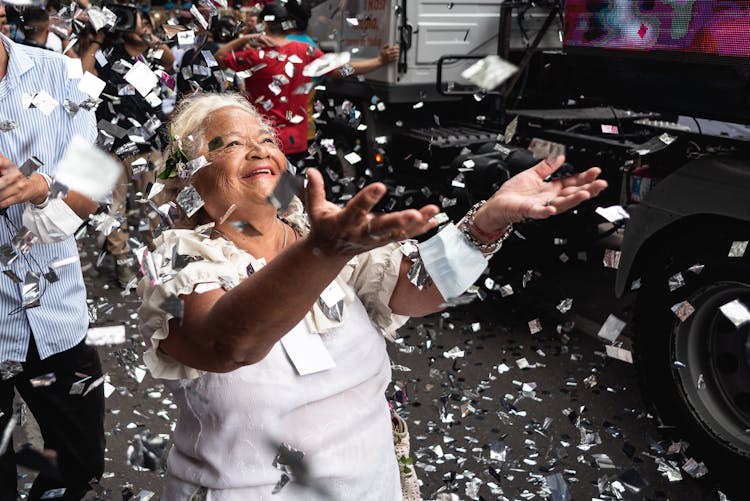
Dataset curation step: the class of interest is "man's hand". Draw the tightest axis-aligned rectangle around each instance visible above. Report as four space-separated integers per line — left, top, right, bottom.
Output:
244 33 274 49
0 154 49 208
378 44 400 65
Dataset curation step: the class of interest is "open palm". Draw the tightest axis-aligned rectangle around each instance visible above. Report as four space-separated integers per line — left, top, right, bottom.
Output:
481 156 608 229
304 168 440 257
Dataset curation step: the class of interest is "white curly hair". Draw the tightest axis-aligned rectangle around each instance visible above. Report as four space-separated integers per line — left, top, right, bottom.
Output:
169 92 278 159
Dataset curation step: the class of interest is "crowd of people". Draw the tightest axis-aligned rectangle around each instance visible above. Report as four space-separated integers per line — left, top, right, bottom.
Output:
0 1 608 499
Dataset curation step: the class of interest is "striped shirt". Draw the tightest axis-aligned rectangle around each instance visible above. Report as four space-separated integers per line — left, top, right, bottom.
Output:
0 34 95 362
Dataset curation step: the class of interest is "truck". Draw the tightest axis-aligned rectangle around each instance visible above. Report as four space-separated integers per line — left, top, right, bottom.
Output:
307 0 750 495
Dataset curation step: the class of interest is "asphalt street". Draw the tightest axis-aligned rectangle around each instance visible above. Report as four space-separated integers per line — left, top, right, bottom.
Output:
11 229 729 501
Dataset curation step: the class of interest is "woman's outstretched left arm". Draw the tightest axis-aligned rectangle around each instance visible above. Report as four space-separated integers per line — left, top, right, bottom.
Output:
389 155 608 317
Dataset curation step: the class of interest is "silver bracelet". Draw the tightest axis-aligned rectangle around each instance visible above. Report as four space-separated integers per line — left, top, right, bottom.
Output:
458 200 513 256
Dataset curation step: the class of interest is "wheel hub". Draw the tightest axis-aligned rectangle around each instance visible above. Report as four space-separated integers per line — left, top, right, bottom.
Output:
672 282 750 456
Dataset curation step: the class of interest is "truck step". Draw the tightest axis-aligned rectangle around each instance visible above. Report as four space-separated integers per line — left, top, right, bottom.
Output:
633 118 693 133
396 126 500 148
511 107 655 123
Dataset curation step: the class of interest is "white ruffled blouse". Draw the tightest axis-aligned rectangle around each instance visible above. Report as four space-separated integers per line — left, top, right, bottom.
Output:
138 228 408 380
136 208 409 500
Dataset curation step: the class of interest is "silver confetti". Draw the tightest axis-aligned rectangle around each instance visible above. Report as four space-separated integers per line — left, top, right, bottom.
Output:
597 314 626 342
603 249 621 269
338 63 355 77
460 55 517 91
268 171 302 210
39 488 66 499
556 298 573 314
443 347 465 359
303 52 351 77
671 301 695 321
719 298 750 327
729 240 748 257
0 361 23 380
406 258 430 290
545 472 571 501
21 272 42 309
186 156 209 176
176 185 205 218
688 263 704 274
682 457 708 478
69 375 92 396
89 212 121 236
18 157 43 178
489 440 508 462
272 443 306 494
528 318 542 335
3 270 22 284
12 226 37 254
668 272 685 291
127 430 169 471
522 269 534 288
605 345 633 363
317 296 344 323
0 244 18 266
0 119 18 132
30 372 57 387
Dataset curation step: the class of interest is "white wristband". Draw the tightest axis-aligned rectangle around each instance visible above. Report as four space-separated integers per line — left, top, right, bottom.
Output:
33 172 53 208
416 223 488 299
22 198 84 243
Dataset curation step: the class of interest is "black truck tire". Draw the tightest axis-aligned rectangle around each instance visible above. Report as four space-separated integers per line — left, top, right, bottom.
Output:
634 251 750 496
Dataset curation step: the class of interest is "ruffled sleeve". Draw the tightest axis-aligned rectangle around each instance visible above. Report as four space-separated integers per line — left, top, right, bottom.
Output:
137 229 257 380
343 243 409 341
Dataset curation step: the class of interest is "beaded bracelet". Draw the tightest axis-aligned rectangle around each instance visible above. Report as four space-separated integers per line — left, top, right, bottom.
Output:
458 200 513 256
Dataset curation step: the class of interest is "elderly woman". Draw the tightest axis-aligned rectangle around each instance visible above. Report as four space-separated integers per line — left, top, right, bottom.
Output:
137 93 607 500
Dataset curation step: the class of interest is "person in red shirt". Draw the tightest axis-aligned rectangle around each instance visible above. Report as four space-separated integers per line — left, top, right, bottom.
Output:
215 2 399 164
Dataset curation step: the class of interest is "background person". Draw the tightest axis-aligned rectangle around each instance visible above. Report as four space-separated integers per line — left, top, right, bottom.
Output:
19 7 52 51
215 2 399 165
285 0 318 48
176 14 239 97
239 4 262 34
80 7 174 288
0 30 104 501
137 92 607 500
0 4 8 37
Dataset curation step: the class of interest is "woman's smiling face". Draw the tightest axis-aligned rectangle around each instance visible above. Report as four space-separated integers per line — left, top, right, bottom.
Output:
192 106 287 221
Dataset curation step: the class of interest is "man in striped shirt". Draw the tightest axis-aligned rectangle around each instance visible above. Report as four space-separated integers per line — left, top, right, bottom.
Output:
0 32 104 500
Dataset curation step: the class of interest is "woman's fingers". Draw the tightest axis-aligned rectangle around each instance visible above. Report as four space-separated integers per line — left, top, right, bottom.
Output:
366 207 440 241
366 210 421 238
342 182 387 225
304 168 328 215
556 179 609 198
527 206 557 220
553 190 592 213
419 204 441 219
535 190 591 218
588 179 609 197
559 167 603 188
531 155 565 179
